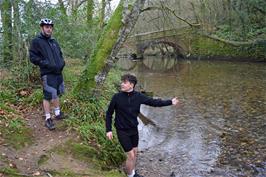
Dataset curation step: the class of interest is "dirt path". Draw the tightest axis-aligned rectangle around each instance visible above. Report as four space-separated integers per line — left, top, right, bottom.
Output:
0 108 90 176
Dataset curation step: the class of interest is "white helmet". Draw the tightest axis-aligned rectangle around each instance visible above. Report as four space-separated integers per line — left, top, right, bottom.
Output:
39 18 54 27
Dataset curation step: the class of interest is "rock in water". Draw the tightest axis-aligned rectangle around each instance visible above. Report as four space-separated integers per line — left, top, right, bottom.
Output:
170 171 176 177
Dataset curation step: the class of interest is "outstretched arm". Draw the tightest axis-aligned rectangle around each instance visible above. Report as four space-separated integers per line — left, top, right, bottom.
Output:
142 93 180 107
141 93 176 107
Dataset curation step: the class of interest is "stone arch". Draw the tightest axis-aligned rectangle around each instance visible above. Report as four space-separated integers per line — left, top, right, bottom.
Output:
137 40 185 59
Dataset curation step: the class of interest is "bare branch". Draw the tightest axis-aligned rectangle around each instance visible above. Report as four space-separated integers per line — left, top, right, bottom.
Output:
58 0 67 15
141 5 200 27
202 32 262 46
76 0 87 8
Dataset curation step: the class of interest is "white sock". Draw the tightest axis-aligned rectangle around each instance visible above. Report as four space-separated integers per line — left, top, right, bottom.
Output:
45 113 51 120
128 170 135 177
54 107 60 116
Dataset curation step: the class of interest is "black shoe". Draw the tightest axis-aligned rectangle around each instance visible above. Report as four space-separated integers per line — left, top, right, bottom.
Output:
45 118 55 130
55 112 67 120
134 173 144 177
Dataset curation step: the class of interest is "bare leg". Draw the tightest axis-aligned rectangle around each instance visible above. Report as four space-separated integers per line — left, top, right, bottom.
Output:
126 149 136 175
52 98 60 108
132 147 138 169
43 99 50 114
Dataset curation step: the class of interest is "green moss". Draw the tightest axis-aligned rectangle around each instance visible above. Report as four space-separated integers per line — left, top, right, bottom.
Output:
37 154 49 165
190 33 266 59
0 167 21 177
74 1 124 97
49 139 125 176
43 169 125 177
1 119 33 150
55 140 99 162
103 170 126 177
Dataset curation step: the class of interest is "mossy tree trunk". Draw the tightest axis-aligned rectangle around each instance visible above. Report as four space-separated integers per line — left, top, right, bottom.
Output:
74 0 146 99
87 0 94 28
1 0 13 65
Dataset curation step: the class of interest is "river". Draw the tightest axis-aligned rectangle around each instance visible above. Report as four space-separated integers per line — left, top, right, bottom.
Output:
117 56 266 177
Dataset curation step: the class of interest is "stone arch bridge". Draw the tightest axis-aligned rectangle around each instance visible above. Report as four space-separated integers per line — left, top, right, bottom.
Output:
120 28 190 59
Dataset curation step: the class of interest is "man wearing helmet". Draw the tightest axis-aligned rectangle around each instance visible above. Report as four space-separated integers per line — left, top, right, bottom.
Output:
29 18 66 130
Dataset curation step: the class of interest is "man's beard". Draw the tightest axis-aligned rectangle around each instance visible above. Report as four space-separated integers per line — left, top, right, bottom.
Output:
42 31 52 37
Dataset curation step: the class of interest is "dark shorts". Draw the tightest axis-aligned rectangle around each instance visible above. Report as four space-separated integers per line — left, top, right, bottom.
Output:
41 74 65 100
116 128 139 152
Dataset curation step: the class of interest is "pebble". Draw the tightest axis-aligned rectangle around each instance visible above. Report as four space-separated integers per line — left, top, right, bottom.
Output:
33 171 41 176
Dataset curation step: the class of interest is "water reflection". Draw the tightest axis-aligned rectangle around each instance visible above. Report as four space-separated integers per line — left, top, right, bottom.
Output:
117 57 266 177
117 55 179 72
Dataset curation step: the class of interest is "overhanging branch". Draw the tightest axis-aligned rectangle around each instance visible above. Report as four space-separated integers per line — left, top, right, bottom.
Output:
141 5 200 28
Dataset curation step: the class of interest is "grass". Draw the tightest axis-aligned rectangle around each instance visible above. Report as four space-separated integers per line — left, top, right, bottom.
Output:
52 139 100 167
37 154 49 166
0 97 33 149
0 117 33 149
0 58 126 175
0 168 23 177
42 139 125 177
62 66 126 168
43 169 125 177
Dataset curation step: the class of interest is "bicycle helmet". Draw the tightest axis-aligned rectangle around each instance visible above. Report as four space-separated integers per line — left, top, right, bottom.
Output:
39 18 54 27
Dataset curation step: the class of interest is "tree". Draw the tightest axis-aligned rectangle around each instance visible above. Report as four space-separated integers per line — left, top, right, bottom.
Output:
1 0 13 65
99 0 106 29
12 0 22 62
74 0 146 98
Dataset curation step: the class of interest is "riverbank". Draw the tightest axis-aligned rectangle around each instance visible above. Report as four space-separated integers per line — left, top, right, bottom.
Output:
0 59 125 177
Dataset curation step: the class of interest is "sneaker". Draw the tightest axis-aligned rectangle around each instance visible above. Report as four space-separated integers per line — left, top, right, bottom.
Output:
45 118 55 130
55 112 66 120
134 173 144 177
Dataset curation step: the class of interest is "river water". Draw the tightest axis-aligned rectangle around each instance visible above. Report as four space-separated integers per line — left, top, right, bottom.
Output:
117 56 266 177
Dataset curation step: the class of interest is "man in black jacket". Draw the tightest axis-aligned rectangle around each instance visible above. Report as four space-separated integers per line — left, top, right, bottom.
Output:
29 18 65 130
106 74 179 177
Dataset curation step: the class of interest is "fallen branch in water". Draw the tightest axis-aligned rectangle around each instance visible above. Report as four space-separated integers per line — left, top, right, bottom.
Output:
138 112 157 127
201 32 264 46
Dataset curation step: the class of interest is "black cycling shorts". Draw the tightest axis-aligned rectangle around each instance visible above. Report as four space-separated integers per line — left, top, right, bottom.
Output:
116 128 139 152
41 74 65 100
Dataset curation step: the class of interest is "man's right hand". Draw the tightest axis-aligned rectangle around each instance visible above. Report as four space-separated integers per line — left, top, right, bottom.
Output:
106 131 113 140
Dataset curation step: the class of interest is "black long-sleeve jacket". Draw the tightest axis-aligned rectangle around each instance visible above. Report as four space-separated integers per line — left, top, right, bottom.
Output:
29 33 65 76
106 90 172 132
